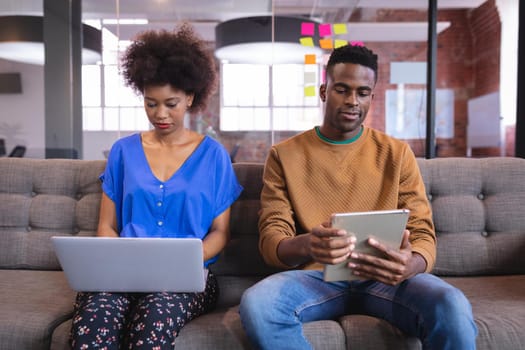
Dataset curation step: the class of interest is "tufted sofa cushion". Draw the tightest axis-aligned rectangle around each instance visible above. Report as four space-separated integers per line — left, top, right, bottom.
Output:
0 158 105 270
1 157 525 350
417 157 525 276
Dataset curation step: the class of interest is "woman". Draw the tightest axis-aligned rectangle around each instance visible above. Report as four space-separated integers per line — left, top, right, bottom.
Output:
70 24 243 349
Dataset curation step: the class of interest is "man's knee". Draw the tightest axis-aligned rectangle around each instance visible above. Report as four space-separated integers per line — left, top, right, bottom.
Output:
239 285 262 319
434 286 473 320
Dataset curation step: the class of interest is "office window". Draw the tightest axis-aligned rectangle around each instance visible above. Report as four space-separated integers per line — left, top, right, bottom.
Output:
82 27 323 133
82 25 147 132
220 63 322 131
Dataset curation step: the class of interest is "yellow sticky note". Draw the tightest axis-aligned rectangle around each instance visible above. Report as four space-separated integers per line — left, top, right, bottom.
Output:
300 37 315 47
304 54 316 64
333 23 348 35
319 38 333 49
304 86 316 97
334 39 348 48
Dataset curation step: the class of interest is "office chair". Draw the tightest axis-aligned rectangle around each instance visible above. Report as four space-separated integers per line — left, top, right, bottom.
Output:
0 139 5 157
8 145 26 157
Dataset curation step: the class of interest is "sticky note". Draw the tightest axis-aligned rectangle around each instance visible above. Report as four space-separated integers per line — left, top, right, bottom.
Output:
304 54 317 64
300 37 315 47
333 23 347 35
304 86 316 97
322 54 330 65
319 38 333 49
334 39 348 48
301 22 315 36
350 41 365 47
318 23 332 37
304 72 317 84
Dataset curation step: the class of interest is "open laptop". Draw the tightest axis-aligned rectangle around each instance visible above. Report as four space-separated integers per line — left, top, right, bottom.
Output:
51 236 208 293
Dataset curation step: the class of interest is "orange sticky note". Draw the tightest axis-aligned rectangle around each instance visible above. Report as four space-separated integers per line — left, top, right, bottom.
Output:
304 86 316 97
334 39 348 48
319 39 333 49
333 23 347 35
300 37 315 47
304 54 316 64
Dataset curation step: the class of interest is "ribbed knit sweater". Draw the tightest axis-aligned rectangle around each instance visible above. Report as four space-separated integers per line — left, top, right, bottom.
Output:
258 126 436 272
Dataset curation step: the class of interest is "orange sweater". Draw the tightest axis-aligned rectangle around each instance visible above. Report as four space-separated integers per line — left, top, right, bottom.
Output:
258 127 436 272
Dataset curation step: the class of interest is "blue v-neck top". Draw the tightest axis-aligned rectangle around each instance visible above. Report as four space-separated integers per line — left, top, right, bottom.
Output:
100 133 243 266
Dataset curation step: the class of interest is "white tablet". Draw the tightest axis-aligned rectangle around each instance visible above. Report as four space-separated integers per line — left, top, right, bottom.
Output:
323 209 410 282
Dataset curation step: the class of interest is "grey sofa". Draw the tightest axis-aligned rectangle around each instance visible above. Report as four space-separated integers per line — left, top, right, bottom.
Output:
1 157 524 350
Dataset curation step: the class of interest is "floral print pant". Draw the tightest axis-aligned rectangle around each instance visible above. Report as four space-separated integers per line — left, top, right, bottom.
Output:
70 271 218 349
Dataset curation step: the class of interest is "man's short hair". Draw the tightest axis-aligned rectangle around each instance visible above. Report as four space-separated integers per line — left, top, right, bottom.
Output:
326 44 378 83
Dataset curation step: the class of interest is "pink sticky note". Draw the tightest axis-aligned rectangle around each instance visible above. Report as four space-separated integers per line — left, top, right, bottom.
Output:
319 23 332 37
350 41 365 47
301 22 315 36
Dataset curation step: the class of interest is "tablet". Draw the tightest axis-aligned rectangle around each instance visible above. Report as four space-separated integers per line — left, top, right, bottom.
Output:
323 209 410 282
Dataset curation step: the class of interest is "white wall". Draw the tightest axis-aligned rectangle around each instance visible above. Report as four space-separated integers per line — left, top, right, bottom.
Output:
84 130 135 160
0 58 135 160
0 59 45 158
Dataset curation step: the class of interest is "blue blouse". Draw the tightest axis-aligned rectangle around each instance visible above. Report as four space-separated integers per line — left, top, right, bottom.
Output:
100 133 243 266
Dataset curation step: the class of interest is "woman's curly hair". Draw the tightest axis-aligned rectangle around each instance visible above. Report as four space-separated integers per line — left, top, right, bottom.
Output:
121 23 217 114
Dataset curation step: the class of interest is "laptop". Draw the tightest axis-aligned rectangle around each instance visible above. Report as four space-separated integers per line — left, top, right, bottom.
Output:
51 236 208 293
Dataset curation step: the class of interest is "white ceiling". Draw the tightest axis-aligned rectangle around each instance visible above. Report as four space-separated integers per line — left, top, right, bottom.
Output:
0 0 489 42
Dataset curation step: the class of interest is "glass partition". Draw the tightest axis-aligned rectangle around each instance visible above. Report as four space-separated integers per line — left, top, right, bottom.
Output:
0 0 516 160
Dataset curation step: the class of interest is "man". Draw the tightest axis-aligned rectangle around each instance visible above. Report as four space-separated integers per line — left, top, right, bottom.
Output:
239 44 477 350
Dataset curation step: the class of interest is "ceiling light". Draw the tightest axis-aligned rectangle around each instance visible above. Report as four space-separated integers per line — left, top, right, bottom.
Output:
0 15 102 65
215 16 323 64
102 18 149 25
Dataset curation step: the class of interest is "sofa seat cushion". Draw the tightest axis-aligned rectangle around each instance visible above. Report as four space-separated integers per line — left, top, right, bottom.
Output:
339 315 421 349
444 275 525 350
174 305 347 350
0 270 76 350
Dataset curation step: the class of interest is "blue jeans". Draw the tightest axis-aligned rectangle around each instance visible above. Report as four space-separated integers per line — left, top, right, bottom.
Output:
239 270 477 350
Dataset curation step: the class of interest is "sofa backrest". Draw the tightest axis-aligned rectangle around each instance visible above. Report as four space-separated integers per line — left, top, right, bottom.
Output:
0 158 105 270
1 157 524 277
220 158 525 277
212 163 282 277
417 157 525 276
